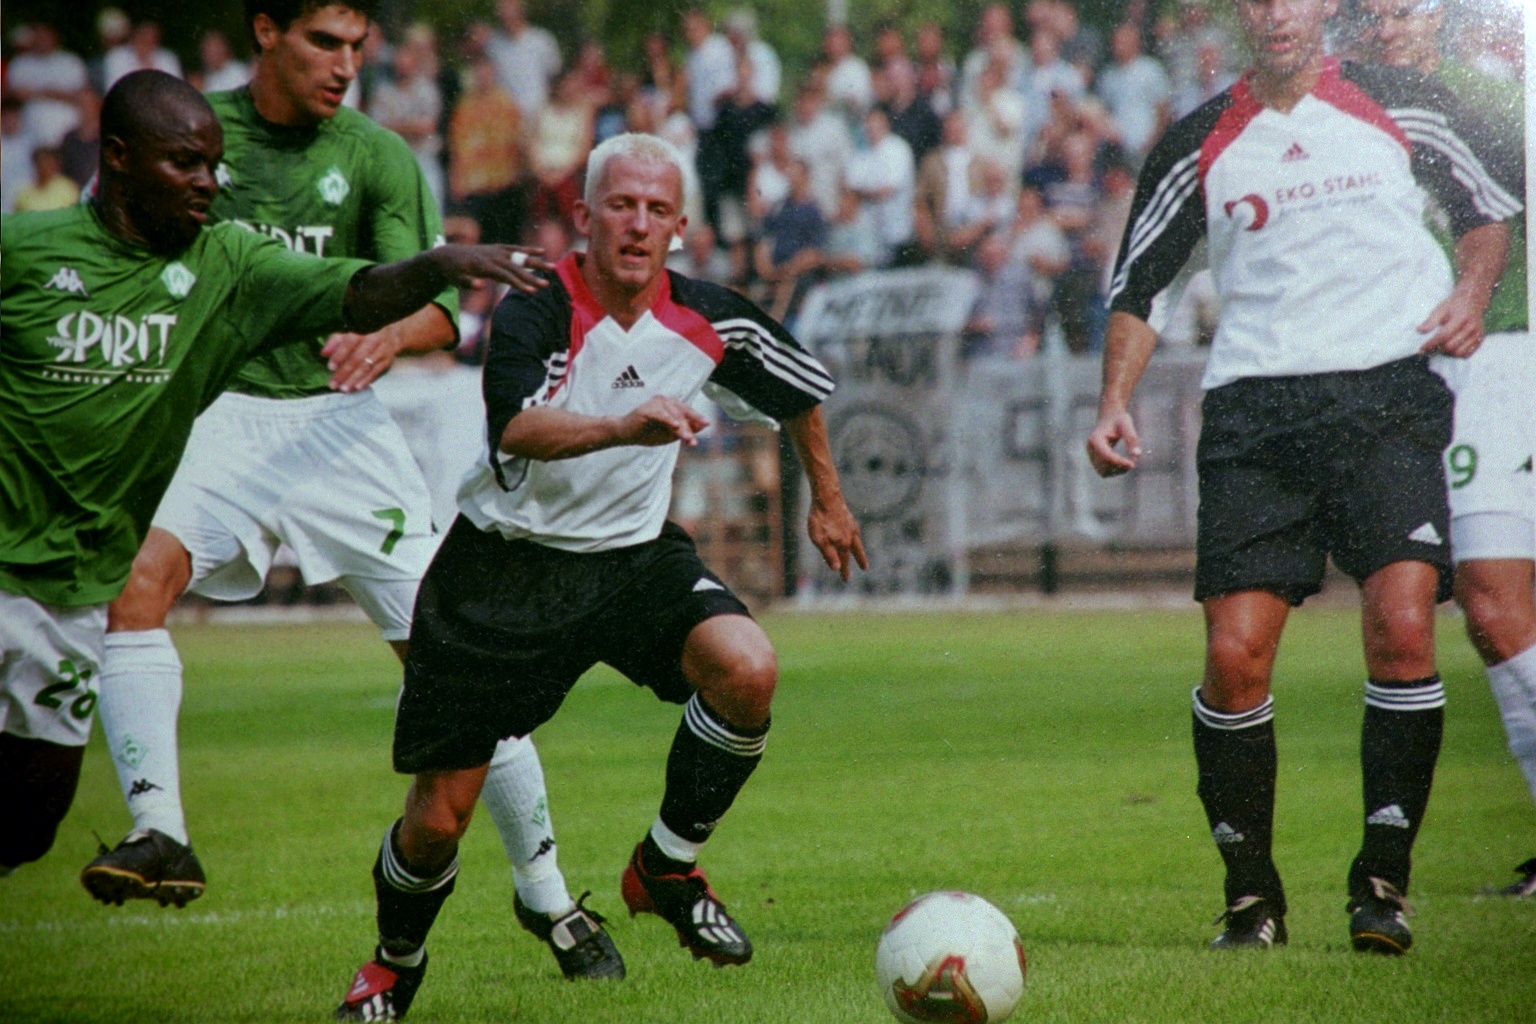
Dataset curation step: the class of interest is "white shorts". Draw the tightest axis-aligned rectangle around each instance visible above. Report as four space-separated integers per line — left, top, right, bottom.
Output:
1433 331 1536 561
151 391 439 639
0 592 105 746
371 361 487 535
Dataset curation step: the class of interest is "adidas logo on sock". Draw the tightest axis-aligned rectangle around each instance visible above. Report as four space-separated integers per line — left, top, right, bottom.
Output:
1407 522 1443 545
1280 141 1309 162
612 365 646 389
1366 804 1411 829
1212 822 1246 845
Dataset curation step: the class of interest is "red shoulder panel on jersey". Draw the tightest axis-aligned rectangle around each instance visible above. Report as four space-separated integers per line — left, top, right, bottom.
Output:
1312 58 1410 156
653 272 725 364
1199 75 1263 185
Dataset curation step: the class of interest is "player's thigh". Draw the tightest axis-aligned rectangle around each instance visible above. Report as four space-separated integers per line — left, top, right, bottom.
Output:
1435 332 1536 526
393 519 595 776
0 593 105 747
599 523 754 706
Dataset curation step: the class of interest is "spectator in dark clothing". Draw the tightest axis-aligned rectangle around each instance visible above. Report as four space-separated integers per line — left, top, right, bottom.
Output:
697 57 776 257
879 58 942 164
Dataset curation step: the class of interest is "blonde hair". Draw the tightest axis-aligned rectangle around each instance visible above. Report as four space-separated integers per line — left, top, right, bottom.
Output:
583 132 691 207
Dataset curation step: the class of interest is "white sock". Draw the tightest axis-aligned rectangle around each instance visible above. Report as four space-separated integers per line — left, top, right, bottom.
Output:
649 816 703 864
1488 643 1536 804
480 735 571 915
99 630 189 845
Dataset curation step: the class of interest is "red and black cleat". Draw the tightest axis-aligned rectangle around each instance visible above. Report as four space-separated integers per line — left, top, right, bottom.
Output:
620 843 752 966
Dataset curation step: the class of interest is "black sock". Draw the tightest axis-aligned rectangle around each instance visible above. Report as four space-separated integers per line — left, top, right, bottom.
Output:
657 694 769 847
1192 689 1286 916
373 819 459 958
1349 676 1444 899
640 833 693 876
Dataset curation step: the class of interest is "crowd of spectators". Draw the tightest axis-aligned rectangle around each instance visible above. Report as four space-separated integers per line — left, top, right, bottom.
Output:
3 1 1523 359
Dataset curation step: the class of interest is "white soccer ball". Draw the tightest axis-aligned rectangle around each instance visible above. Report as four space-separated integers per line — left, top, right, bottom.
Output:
875 891 1027 1024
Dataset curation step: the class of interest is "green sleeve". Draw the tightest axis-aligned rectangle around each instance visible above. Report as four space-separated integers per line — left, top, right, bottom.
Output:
365 130 460 333
229 230 372 357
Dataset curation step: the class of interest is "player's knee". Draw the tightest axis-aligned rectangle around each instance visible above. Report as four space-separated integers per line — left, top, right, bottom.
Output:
703 645 778 728
1455 572 1536 664
1364 602 1435 661
1204 630 1275 695
109 547 190 631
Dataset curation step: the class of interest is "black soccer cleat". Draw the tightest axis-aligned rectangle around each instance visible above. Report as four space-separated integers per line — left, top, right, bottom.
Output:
1348 877 1414 955
335 948 427 1022
1209 895 1288 950
514 889 626 980
80 828 206 908
620 843 752 966
1496 857 1536 898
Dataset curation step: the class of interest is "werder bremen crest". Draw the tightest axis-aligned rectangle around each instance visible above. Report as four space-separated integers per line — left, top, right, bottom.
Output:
318 165 351 206
215 162 233 187
161 262 196 300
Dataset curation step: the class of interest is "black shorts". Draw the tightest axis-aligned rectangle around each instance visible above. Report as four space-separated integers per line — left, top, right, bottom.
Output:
1194 357 1453 606
394 517 751 774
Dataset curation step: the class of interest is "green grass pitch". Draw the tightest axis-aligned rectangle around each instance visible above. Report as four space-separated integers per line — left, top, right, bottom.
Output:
2 608 1533 1023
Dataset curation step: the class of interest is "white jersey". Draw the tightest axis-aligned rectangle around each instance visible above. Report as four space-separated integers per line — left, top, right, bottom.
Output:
1109 58 1522 390
459 254 834 552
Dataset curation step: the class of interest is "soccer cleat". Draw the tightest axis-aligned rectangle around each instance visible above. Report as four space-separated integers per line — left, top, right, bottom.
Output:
514 889 626 980
620 843 753 966
1496 858 1536 898
1348 877 1414 955
80 828 206 908
1209 895 1287 949
335 949 427 1022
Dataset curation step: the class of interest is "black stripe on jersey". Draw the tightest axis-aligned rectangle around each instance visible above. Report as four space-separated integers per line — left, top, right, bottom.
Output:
1108 92 1231 321
668 273 833 422
483 271 573 490
1341 62 1524 238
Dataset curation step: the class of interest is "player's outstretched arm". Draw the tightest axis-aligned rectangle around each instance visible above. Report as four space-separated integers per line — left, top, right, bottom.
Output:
500 396 711 461
323 305 458 393
784 407 868 581
1087 311 1158 478
1417 221 1509 359
342 245 552 337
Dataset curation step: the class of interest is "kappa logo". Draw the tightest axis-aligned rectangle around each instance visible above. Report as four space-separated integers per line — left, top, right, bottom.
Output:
1223 193 1269 232
44 266 89 296
1280 141 1309 162
318 166 351 206
1367 804 1411 829
1212 822 1245 845
127 779 163 799
612 365 646 389
1407 522 1443 546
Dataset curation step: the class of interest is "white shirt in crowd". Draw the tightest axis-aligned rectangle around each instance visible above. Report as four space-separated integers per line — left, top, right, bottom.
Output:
1097 54 1172 155
686 31 736 131
844 133 915 255
487 23 561 120
8 48 88 146
103 43 183 91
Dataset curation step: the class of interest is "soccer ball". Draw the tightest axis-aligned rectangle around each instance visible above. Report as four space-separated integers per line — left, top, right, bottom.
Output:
875 891 1027 1024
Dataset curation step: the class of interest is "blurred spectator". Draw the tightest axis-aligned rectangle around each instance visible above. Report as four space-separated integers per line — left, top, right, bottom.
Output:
698 57 775 257
871 20 909 76
684 8 736 133
1083 150 1136 350
531 217 573 262
527 70 594 227
194 30 250 94
1171 38 1236 118
788 85 851 219
347 25 391 111
963 56 1027 182
1156 0 1235 98
88 8 131 95
964 183 1069 358
488 0 561 121
724 8 781 106
1047 0 1106 84
747 122 796 223
8 22 88 146
754 160 826 319
914 109 978 264
822 24 873 123
946 156 1016 259
571 38 615 113
912 22 957 117
370 32 445 210
58 89 101 189
1043 132 1105 353
1 96 38 213
104 20 182 91
1096 22 1171 160
822 187 883 276
669 222 734 286
844 107 915 267
448 55 525 245
1021 29 1086 155
639 31 686 126
962 4 1027 98
14 147 80 213
595 72 639 146
879 58 942 163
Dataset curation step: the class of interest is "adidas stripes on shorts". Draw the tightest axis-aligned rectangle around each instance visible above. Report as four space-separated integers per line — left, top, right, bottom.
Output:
393 517 751 774
1194 356 1454 605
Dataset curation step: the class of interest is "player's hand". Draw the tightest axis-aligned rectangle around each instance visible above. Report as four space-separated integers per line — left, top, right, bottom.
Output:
808 494 868 582
1417 285 1487 359
323 330 397 392
615 396 711 448
430 244 553 294
1086 407 1142 477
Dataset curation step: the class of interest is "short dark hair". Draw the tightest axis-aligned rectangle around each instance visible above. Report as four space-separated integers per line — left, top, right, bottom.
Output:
244 0 380 46
100 69 213 147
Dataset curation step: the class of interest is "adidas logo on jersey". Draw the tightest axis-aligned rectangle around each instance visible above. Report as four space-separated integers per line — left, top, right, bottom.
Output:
1366 804 1411 829
1212 822 1245 845
45 266 89 296
1407 522 1443 546
1280 141 1309 162
612 365 646 389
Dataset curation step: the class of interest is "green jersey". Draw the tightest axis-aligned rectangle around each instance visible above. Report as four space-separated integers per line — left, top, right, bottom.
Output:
1437 60 1526 333
0 203 370 607
209 88 457 398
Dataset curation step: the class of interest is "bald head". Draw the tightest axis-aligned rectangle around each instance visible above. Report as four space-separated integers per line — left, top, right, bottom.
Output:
101 69 217 149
